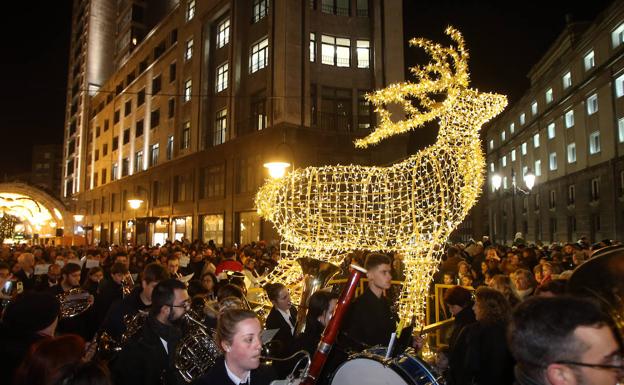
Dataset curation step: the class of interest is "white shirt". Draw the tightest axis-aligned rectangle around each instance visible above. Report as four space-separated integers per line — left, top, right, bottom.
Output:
277 307 295 335
160 337 168 354
225 359 250 384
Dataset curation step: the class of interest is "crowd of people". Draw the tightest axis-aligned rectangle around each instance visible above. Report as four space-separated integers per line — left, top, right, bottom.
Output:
0 232 621 385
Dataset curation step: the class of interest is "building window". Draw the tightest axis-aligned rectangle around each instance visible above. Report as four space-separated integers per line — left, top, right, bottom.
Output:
584 50 595 71
357 90 372 129
562 71 572 89
589 131 601 154
114 110 120 124
591 178 600 201
549 190 556 209
503 176 508 190
511 149 516 162
136 120 144 138
321 35 350 67
138 88 145 106
500 129 506 142
531 101 538 116
252 0 268 23
545 88 553 104
565 110 574 128
201 214 224 245
620 171 624 196
490 162 495 172
549 152 557 171
567 143 576 163
310 33 316 62
123 128 130 144
152 75 161 95
168 98 175 118
356 0 369 16
321 0 350 16
356 40 370 68
501 155 507 168
112 136 119 151
150 143 159 167
489 139 494 150
519 113 526 125
112 163 118 180
251 95 267 131
568 184 575 205
103 143 108 156
151 109 160 129
521 142 527 155
547 122 556 139
182 121 191 149
199 165 225 199
586 94 598 115
619 117 624 143
522 166 528 178
183 79 192 102
216 63 228 92
533 133 540 148
101 169 107 185
249 37 269 73
169 62 176 82
135 150 143 173
124 100 132 116
509 122 515 134
535 159 542 176
122 157 129 177
214 109 227 146
185 38 193 60
186 0 195 21
613 23 624 48
167 135 174 160
217 18 230 48
616 74 624 98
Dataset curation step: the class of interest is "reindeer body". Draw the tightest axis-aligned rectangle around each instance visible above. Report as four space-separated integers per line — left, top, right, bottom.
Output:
255 28 507 327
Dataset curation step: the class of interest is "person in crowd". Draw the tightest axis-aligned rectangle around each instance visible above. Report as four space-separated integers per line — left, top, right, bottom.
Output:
201 271 218 300
293 290 339 357
35 263 61 291
13 334 86 385
344 253 397 349
83 266 104 296
534 279 568 297
49 262 94 338
14 252 36 291
264 282 298 376
460 274 474 288
443 285 477 385
508 296 621 385
0 292 60 384
93 262 128 326
489 274 521 308
454 286 515 385
180 249 205 279
112 279 189 385
167 254 182 278
194 308 275 385
242 257 261 289
100 262 169 339
215 249 244 277
539 262 554 287
512 269 537 301
441 246 464 277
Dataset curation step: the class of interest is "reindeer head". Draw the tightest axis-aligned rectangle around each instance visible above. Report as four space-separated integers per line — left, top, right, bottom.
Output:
354 27 507 148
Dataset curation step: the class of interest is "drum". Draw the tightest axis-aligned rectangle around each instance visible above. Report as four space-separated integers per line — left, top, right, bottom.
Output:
330 347 444 385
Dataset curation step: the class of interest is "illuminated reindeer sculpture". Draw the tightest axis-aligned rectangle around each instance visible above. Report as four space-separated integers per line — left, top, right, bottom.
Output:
255 27 507 328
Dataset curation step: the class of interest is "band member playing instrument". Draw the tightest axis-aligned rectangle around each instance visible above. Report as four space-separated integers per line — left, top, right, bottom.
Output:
193 309 275 385
100 262 169 339
93 262 128 326
344 253 397 349
264 282 298 376
49 262 94 339
112 279 189 385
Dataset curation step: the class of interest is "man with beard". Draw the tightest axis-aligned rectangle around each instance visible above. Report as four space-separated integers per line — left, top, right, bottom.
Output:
112 279 189 385
49 262 94 338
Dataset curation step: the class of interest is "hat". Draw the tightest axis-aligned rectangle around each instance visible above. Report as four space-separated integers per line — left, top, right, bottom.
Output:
3 292 60 333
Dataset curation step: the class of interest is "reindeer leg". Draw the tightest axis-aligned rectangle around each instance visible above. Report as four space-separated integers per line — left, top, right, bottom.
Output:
396 252 440 332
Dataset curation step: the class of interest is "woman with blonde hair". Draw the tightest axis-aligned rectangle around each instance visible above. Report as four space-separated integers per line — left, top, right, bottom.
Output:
489 274 521 308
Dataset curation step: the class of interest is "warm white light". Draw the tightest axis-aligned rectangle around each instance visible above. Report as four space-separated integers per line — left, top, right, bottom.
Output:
128 199 144 210
53 208 63 220
73 214 84 222
264 162 290 179
524 172 536 191
491 174 502 190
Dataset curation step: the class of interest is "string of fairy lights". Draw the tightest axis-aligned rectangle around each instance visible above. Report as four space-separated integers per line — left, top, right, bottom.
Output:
255 26 508 330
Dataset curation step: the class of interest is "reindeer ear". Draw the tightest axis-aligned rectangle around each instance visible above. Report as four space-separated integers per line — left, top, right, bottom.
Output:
478 92 507 121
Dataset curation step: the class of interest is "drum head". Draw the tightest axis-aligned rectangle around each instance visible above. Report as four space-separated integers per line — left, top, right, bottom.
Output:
330 357 411 385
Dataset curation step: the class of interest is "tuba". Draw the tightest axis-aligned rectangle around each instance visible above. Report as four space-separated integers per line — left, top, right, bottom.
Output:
175 312 222 382
57 288 92 318
295 258 341 335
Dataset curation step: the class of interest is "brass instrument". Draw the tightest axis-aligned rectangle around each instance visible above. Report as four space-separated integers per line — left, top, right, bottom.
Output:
95 310 147 360
57 288 92 318
175 312 222 383
121 273 134 297
295 258 340 335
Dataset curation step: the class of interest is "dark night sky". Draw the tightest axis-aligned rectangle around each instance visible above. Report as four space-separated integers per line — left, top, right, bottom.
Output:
0 0 615 175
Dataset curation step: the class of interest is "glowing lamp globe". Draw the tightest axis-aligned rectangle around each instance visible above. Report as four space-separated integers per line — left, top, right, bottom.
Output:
264 161 291 179
128 199 144 210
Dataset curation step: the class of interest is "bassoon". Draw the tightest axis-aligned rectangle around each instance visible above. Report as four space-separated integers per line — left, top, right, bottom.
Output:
300 264 367 385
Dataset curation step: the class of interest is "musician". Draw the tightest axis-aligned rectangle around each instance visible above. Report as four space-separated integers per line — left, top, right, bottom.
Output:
344 253 397 349
93 262 128 327
49 262 94 339
193 309 275 385
0 292 60 384
14 252 36 291
112 279 189 385
35 263 61 291
100 262 169 339
264 282 298 376
167 254 182 279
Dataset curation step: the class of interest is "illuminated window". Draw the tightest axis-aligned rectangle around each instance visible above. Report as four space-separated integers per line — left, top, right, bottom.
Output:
216 63 228 92
356 40 370 68
216 18 230 48
182 121 191 149
321 35 350 67
547 122 555 139
586 94 598 115
185 38 193 60
519 113 526 125
500 129 506 142
531 101 538 116
183 79 192 102
533 133 540 148
521 142 527 155
567 143 576 163
619 117 624 143
562 71 572 89
249 37 269 73
214 109 227 146
565 110 574 128
511 149 516 162
612 23 624 48
150 144 159 167
549 152 557 171
535 159 542 176
186 0 195 21
589 131 601 154
509 122 515 134
310 33 316 62
584 50 595 71
545 88 553 103
252 0 268 23
616 74 624 98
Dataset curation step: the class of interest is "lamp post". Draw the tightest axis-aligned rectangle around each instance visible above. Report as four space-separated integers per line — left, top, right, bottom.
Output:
491 168 535 243
127 198 143 245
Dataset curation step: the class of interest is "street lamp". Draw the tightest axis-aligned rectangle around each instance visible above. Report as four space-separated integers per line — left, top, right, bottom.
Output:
491 169 536 242
73 214 84 222
128 199 144 210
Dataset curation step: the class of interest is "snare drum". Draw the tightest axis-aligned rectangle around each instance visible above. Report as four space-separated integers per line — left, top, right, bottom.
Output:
330 347 444 385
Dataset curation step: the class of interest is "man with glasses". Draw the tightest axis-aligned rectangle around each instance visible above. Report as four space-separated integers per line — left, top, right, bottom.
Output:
509 296 623 385
113 278 190 385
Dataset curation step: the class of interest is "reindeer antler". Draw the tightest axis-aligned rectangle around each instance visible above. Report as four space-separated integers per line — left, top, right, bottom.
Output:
354 26 470 148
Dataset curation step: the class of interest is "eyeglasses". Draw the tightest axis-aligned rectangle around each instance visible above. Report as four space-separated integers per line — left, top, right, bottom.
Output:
555 360 624 372
169 299 191 309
